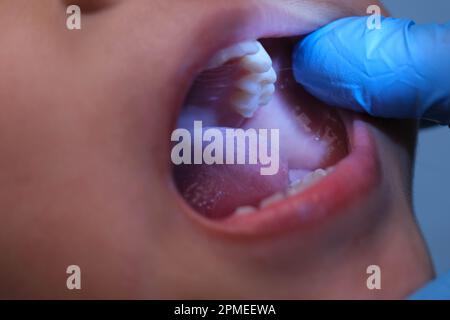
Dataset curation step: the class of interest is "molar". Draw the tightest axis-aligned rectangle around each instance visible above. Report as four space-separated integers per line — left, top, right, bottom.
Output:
205 41 259 70
205 40 277 118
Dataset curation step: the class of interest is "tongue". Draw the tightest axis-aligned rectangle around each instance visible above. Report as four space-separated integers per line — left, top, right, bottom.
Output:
173 92 347 219
174 160 289 219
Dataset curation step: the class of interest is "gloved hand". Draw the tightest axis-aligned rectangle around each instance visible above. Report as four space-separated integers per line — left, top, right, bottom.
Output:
293 16 450 299
292 16 450 124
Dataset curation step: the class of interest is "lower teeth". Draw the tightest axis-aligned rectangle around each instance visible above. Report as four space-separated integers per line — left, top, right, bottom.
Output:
234 206 257 216
260 192 285 209
233 167 334 215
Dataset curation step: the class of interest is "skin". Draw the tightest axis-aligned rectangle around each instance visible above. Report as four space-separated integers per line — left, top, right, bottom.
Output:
0 0 433 299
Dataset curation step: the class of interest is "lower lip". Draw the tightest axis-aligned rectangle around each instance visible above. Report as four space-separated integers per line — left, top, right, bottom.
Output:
178 112 381 238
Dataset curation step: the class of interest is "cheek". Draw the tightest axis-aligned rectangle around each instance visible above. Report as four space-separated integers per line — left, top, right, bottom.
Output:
0 32 188 295
370 118 418 194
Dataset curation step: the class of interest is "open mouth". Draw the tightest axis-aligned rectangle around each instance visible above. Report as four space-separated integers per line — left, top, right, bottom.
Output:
171 36 381 236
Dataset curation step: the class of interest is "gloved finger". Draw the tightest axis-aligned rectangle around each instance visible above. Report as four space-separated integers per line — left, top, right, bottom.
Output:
293 16 450 124
408 271 450 300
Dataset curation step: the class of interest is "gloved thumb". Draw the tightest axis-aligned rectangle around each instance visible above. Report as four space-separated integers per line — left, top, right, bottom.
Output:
293 17 450 124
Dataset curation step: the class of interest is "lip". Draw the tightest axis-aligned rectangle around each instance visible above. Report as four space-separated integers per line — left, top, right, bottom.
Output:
179 1 374 89
170 2 382 239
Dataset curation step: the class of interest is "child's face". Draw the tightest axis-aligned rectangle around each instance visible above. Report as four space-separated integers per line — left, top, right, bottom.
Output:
0 0 432 298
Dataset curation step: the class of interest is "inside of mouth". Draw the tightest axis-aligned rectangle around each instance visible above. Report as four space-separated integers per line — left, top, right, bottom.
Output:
172 38 349 220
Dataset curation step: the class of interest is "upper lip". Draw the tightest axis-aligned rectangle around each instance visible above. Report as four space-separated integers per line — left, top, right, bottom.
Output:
175 1 365 122
171 1 382 239
183 1 359 81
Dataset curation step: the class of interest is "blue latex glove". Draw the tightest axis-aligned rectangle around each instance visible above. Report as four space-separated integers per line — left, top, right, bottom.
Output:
293 16 450 124
293 16 450 299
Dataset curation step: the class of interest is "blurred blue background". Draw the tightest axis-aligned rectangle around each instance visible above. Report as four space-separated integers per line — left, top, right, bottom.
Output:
381 0 450 275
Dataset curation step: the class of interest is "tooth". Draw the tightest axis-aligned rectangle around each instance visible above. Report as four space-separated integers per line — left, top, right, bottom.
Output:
230 90 261 117
302 168 327 185
231 80 276 118
234 206 257 216
311 168 327 179
261 83 275 97
288 169 310 185
261 68 277 84
259 93 273 106
205 40 277 118
259 192 285 209
287 168 329 196
287 180 309 196
235 75 263 95
205 41 259 70
240 42 272 73
235 68 277 94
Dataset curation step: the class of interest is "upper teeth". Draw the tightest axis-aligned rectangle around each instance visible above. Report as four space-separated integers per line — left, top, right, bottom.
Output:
205 41 259 70
205 40 277 118
239 42 273 73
